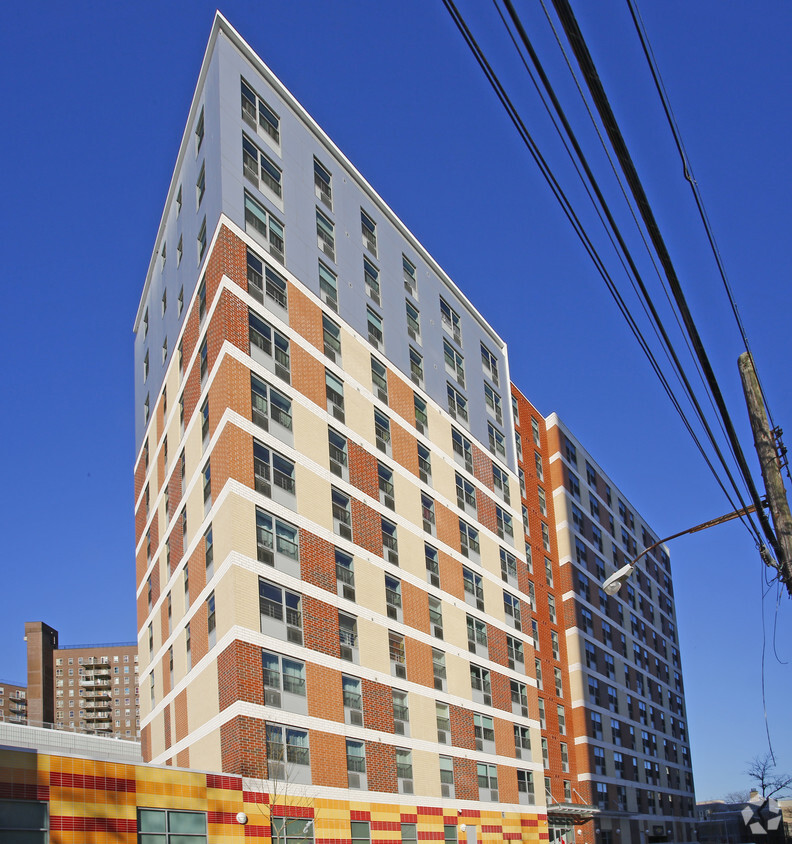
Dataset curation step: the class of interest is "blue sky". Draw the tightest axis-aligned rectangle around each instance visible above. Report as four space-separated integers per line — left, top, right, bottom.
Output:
0 1 789 799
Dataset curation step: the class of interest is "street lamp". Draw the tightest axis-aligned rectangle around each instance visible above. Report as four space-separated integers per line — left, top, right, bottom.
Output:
600 503 760 595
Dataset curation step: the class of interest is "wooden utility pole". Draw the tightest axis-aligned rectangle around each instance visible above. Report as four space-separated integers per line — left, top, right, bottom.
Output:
738 352 792 597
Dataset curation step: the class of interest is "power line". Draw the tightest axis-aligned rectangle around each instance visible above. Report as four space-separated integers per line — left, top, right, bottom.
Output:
439 0 758 530
491 0 763 544
548 0 780 559
624 0 780 431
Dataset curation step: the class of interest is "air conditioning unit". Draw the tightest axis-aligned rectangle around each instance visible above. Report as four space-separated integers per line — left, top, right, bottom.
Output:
340 645 353 662
468 641 476 654
342 585 356 601
258 547 274 566
275 364 290 383
386 549 399 565
269 761 285 780
255 414 270 432
430 573 440 588
394 721 405 735
264 689 281 707
508 658 515 670
350 709 363 726
408 328 417 340
377 388 388 403
256 479 272 498
384 495 395 510
332 405 345 423
515 746 522 759
287 627 303 645
441 784 451 798
339 523 352 540
437 731 448 744
401 780 414 794
326 348 337 363
394 663 406 679
475 739 483 751
490 790 498 802
484 694 492 706
521 706 529 718
434 678 444 691
348 773 361 789
433 625 444 639
387 605 398 620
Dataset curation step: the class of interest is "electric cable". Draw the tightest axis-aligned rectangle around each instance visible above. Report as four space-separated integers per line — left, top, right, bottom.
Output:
492 0 762 543
439 0 753 524
626 0 779 434
533 0 747 496
548 0 780 560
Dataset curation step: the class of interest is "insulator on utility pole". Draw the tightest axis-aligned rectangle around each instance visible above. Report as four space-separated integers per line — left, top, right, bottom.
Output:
738 352 792 597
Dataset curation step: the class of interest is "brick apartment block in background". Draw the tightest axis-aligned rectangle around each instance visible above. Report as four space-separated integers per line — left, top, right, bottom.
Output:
0 681 27 723
21 621 139 738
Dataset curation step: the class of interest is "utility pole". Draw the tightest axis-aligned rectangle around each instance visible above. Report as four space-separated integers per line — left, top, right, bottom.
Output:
739 352 792 597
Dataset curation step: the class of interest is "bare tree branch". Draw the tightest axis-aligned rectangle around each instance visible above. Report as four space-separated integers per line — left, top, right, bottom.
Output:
746 753 792 798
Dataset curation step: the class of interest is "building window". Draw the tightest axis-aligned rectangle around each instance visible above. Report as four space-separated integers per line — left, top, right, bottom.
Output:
251 373 292 434
374 409 391 455
247 250 288 310
197 216 207 261
328 428 348 479
319 261 338 310
463 567 484 611
138 808 207 842
361 209 377 256
245 191 284 262
336 548 355 601
324 315 342 363
492 464 510 504
406 300 421 341
506 635 524 669
496 506 514 542
456 473 476 513
196 161 206 206
414 393 428 435
253 441 296 501
326 370 345 422
240 78 280 142
481 342 499 385
346 739 367 789
332 488 352 539
266 723 309 775
440 297 461 345
447 383 468 423
262 650 306 710
176 236 183 267
459 520 480 559
316 208 335 261
382 518 399 564
314 157 332 207
444 339 465 386
338 613 359 663
396 748 413 792
432 648 446 691
259 579 303 645
385 574 402 622
272 818 314 844
351 821 370 844
371 356 388 402
206 592 216 648
195 107 204 152
255 508 300 572
500 547 518 584
367 307 383 350
488 423 506 458
503 592 521 630
403 254 417 296
425 543 440 587
409 347 423 387
364 257 380 305
452 427 473 472
477 762 498 800
484 384 503 424
342 675 363 725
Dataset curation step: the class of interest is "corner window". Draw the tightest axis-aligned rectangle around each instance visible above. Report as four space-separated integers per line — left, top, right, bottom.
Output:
245 191 285 263
241 78 280 143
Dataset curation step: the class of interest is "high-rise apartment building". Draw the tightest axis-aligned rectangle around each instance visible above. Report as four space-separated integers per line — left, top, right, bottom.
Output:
132 12 546 835
23 621 140 738
545 416 696 844
131 11 694 843
0 681 27 723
